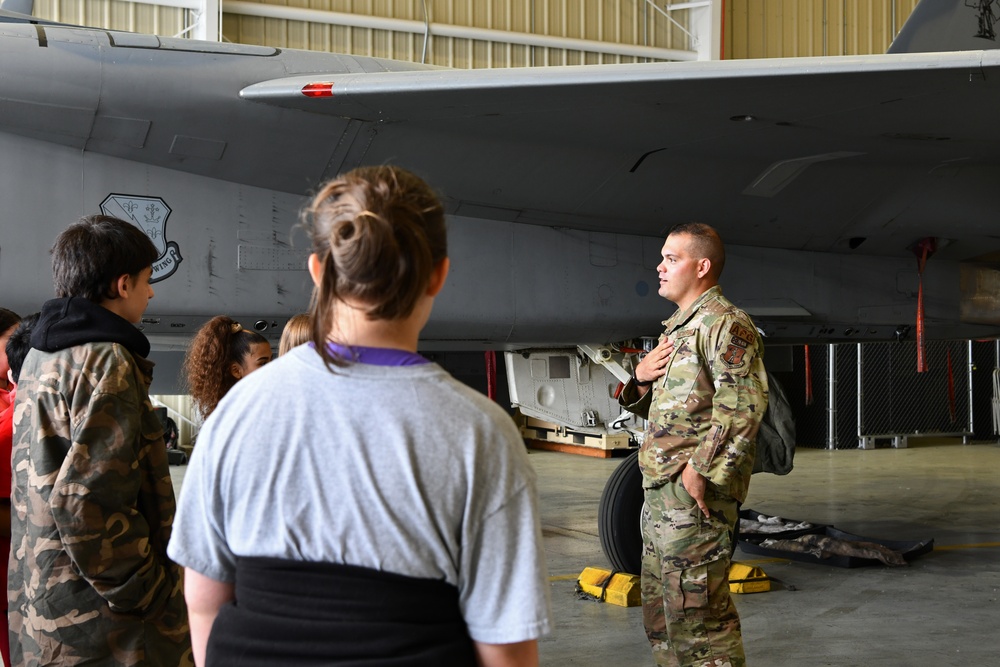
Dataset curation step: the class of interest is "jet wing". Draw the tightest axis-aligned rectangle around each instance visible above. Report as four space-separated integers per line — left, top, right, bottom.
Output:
237 50 1000 263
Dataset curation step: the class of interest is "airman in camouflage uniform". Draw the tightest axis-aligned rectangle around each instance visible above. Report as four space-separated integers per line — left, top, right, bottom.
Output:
9 216 192 667
620 223 767 667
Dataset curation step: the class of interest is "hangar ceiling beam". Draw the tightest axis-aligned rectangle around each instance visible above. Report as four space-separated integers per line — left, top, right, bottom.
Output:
656 0 722 60
125 0 219 41
222 1 698 62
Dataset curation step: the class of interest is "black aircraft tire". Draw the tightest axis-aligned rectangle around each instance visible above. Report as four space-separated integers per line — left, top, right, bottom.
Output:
598 450 644 575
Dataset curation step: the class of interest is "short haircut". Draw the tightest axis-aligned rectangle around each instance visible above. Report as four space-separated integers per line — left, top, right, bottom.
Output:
51 215 159 302
0 308 20 335
668 222 726 279
6 312 38 384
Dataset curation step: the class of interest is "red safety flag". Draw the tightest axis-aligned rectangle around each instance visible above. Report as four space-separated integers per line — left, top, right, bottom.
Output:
913 238 937 373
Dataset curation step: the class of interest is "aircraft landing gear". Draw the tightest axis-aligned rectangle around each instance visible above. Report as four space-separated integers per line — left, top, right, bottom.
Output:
598 450 644 575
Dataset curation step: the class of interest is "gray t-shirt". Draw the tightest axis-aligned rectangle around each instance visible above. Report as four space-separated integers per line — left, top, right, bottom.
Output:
169 344 552 644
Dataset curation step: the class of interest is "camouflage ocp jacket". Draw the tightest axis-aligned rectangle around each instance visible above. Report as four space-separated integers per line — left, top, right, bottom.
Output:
9 297 192 667
620 285 769 503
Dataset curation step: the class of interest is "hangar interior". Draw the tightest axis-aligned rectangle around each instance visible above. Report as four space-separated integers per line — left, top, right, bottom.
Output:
9 0 999 664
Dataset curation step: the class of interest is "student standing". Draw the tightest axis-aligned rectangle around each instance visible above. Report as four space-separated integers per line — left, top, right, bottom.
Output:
170 166 552 667
8 216 193 667
0 307 20 667
183 316 272 419
0 309 20 413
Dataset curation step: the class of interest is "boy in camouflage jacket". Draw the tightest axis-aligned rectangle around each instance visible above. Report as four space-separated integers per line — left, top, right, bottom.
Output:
8 216 192 666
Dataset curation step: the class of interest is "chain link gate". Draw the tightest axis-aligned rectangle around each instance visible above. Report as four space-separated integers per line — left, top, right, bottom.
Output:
856 340 972 448
778 341 978 450
772 345 859 449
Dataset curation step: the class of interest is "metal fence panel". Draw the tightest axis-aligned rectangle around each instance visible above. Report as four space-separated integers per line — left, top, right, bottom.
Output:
833 343 858 450
858 340 970 446
779 341 981 451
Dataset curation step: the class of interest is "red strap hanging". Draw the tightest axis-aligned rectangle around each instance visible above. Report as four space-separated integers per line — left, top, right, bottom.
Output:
485 350 497 401
916 279 926 372
912 238 937 373
804 344 813 406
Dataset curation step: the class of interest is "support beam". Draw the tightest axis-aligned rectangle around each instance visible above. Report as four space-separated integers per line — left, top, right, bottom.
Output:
827 343 838 450
224 1 698 62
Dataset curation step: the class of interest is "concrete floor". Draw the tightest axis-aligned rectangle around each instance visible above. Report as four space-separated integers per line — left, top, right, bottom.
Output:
532 439 1000 666
169 438 1000 666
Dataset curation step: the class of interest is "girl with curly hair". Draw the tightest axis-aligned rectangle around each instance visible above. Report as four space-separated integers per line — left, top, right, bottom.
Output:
183 316 272 418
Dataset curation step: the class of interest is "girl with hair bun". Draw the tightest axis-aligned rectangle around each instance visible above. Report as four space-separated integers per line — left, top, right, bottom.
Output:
183 315 272 418
171 166 552 667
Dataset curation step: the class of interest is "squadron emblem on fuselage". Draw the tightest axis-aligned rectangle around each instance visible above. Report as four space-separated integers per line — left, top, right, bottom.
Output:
101 194 183 283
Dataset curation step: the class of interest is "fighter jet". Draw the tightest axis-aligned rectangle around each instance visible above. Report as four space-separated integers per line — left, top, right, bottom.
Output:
3 0 1000 350
1 0 998 570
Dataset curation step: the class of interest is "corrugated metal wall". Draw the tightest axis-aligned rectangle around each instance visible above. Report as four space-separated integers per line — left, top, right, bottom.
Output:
29 0 692 65
35 0 189 37
222 0 690 68
31 0 922 64
724 0 919 59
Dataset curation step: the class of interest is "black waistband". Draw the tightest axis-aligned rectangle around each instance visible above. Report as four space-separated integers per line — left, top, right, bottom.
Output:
206 558 476 667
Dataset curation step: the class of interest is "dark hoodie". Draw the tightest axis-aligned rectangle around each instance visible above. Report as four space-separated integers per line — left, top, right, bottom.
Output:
31 296 150 358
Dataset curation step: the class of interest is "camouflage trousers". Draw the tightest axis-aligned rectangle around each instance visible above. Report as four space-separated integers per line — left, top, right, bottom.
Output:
640 480 744 667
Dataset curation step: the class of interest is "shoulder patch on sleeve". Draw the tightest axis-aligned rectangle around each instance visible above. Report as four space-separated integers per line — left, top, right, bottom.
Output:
720 343 748 369
728 321 756 348
720 320 757 369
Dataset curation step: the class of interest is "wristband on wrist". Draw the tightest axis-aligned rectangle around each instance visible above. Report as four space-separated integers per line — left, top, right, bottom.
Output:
633 375 653 387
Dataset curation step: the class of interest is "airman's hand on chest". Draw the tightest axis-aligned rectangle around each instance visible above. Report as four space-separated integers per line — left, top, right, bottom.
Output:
635 338 675 385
